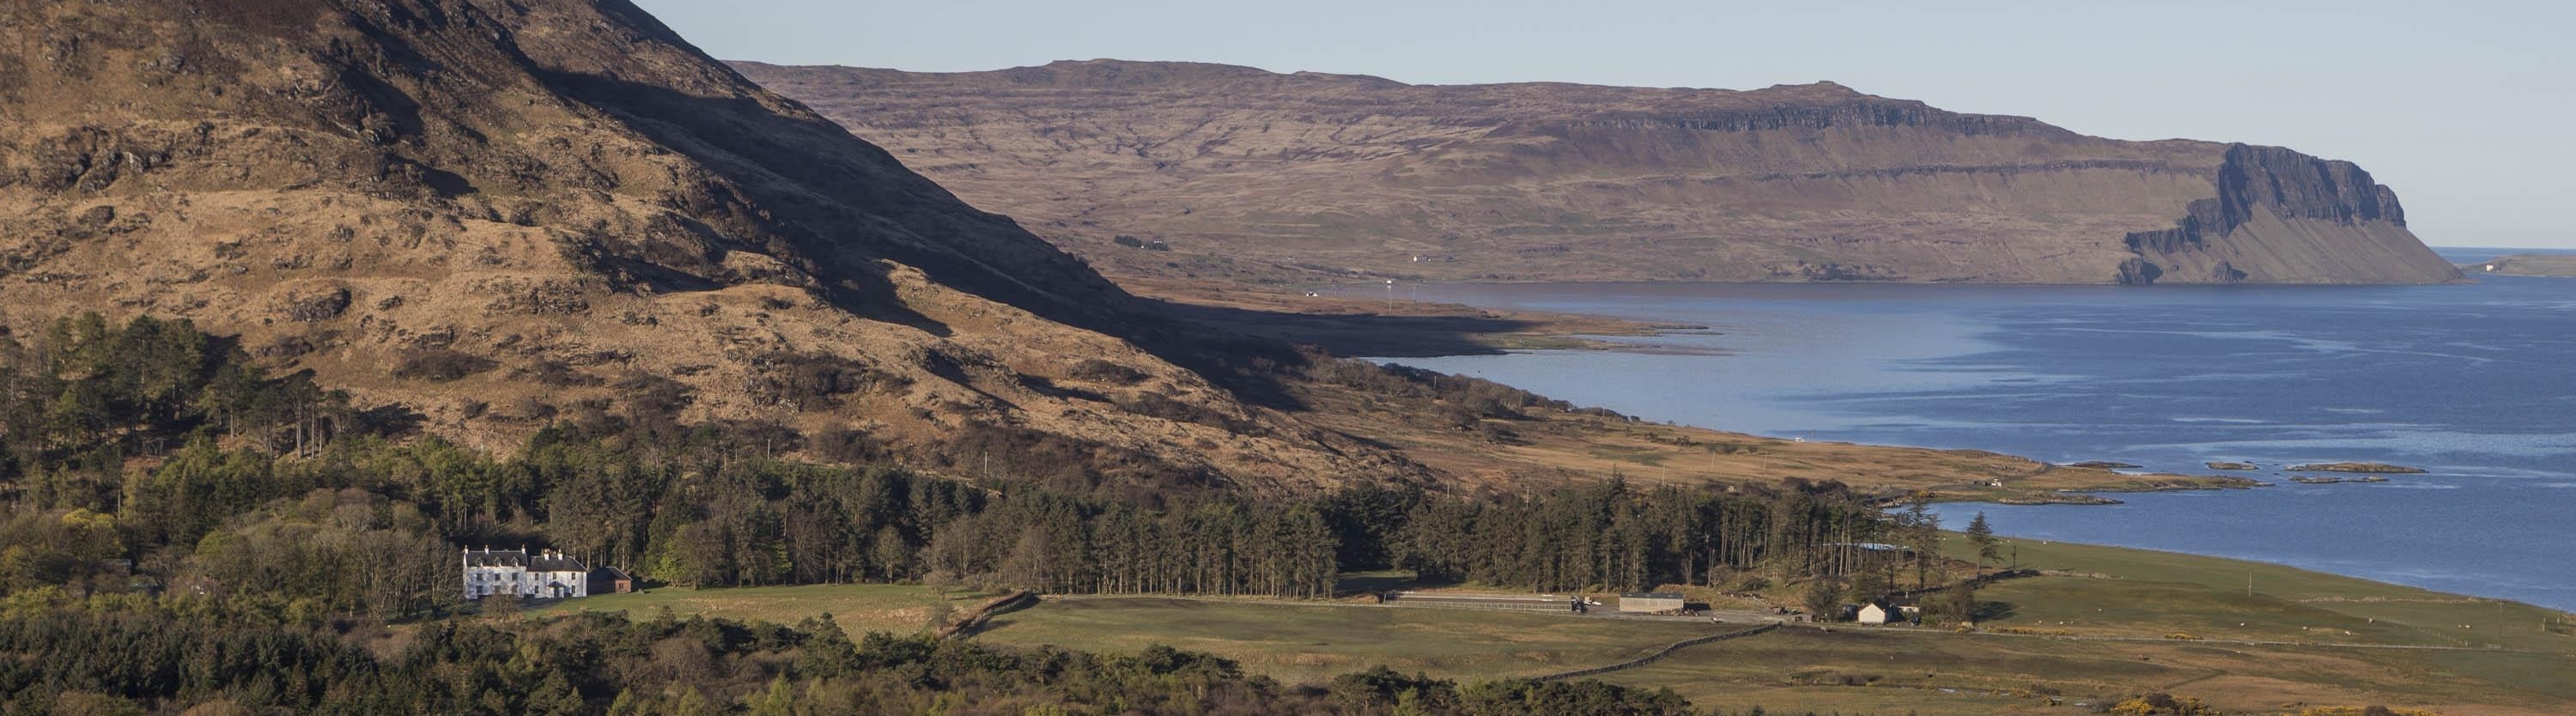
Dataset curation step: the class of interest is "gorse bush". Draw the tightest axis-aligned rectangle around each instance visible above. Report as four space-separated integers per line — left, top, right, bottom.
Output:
392 348 499 382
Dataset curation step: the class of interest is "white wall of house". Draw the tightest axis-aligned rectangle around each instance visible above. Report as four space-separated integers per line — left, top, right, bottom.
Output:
1856 604 1892 624
463 549 589 600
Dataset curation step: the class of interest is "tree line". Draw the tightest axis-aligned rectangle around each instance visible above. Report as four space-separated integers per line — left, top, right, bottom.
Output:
0 312 1978 713
1 314 1919 620
0 602 1728 715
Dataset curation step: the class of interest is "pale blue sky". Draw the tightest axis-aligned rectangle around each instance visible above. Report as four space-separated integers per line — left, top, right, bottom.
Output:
635 0 2573 249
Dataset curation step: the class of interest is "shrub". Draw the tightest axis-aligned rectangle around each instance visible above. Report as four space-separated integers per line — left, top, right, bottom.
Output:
525 360 602 386
1116 391 1250 433
744 352 909 410
812 428 888 464
1066 358 1150 385
392 349 497 382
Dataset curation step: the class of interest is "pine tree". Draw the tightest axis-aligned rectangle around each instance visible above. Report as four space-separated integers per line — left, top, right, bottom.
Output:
1965 512 1999 575
1899 494 1941 589
1803 576 1844 622
748 676 798 716
1846 568 1891 604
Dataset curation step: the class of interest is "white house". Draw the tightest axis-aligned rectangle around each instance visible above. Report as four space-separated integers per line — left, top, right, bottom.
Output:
1856 602 1894 624
463 547 590 600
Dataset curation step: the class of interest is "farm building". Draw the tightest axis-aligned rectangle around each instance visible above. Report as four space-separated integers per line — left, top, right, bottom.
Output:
591 567 635 594
1619 592 1686 613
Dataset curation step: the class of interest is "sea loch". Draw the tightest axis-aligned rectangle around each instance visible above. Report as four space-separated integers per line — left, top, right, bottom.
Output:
1371 248 2576 610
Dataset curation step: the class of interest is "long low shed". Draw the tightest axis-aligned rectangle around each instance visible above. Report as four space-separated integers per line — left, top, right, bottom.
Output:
1619 592 1686 613
1386 592 1576 612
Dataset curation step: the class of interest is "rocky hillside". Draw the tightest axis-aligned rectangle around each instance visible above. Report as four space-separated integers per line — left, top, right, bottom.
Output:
0 1 1413 492
736 59 2461 286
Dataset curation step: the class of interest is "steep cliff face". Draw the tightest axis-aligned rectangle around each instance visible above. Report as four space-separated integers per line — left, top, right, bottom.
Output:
737 59 2461 286
2117 145 2450 284
0 2 1409 490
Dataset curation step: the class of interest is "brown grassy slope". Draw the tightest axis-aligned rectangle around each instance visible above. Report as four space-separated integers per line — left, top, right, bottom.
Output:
1284 367 2248 501
735 59 2459 287
0 0 1420 493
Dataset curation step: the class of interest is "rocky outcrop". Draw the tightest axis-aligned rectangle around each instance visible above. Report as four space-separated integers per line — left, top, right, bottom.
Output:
2116 145 2450 284
735 59 2461 286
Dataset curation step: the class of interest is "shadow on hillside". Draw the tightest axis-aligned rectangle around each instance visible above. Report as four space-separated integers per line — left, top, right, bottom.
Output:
526 69 999 339
1139 297 1548 359
1971 600 2018 622
349 404 428 440
520 68 1564 417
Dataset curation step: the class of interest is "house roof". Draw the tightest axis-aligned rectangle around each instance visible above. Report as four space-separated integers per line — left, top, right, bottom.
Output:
1621 592 1686 599
464 548 588 572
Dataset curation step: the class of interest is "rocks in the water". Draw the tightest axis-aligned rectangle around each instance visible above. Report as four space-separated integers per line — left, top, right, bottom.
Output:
2069 460 2143 469
2206 461 2258 470
1999 495 2124 506
2288 476 2392 484
2287 462 2427 474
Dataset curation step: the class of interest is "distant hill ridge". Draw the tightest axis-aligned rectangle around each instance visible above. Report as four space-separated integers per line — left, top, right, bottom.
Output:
736 58 2462 286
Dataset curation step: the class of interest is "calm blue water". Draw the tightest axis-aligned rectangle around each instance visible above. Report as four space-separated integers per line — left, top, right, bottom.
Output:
1368 247 2576 610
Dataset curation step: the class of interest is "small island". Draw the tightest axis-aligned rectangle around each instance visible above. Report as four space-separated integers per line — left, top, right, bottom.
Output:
2287 462 2429 474
2206 461 2258 470
2068 460 2143 470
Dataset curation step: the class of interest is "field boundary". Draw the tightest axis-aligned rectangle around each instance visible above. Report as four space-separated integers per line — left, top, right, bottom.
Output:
1532 622 1780 682
944 590 1037 639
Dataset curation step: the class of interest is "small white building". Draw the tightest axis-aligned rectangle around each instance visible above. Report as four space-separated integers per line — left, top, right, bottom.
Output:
1856 602 1894 624
463 548 590 600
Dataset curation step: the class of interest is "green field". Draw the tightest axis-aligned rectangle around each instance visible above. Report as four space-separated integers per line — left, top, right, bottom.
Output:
527 584 987 635
1952 537 2576 653
519 536 2576 715
974 597 1719 684
1599 626 2576 716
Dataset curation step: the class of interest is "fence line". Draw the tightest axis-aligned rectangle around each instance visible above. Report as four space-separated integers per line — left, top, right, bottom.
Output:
1531 622 1781 683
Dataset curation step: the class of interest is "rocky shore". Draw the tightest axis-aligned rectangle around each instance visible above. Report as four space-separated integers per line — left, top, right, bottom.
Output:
2287 462 2428 474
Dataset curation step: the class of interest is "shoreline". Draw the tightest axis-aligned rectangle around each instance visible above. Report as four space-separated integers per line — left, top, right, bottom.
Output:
1124 276 1703 357
1141 276 2576 612
1137 277 2275 504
